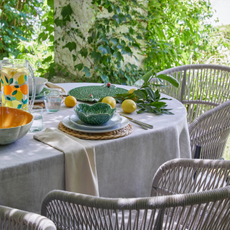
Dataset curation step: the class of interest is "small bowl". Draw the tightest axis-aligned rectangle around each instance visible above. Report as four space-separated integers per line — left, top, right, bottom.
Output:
29 77 48 95
0 107 33 145
74 103 116 125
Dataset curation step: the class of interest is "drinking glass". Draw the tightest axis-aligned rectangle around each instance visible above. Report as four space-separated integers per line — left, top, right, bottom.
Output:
44 89 62 113
29 106 43 132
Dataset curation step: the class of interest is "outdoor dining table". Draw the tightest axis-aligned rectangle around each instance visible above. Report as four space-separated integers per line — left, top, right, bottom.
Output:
0 82 191 213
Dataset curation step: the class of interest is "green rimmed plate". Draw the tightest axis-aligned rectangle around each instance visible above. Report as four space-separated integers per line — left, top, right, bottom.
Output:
68 85 128 102
30 87 51 99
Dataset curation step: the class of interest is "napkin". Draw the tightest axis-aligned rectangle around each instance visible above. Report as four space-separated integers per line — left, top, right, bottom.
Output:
34 128 99 196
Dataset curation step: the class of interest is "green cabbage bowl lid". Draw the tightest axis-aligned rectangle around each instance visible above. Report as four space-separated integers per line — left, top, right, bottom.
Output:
74 102 116 125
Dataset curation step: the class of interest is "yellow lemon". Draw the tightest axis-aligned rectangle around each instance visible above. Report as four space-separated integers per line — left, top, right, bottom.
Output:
122 99 137 114
15 90 23 101
128 88 137 94
18 75 25 85
101 96 116 108
65 96 77 108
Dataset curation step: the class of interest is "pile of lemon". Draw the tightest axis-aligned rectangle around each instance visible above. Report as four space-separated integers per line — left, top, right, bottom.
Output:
101 88 137 114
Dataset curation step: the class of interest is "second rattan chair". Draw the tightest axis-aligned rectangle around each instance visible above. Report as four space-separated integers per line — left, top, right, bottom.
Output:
41 159 230 230
155 64 230 159
0 205 56 230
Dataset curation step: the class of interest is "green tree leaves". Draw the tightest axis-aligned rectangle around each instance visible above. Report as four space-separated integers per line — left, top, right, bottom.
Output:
63 42 77 52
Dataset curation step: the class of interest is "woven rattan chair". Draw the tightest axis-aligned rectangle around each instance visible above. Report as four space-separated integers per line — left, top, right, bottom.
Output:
41 159 230 230
0 205 56 230
155 64 230 159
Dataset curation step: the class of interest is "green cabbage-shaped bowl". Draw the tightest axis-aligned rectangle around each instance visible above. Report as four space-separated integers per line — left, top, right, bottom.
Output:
74 103 116 125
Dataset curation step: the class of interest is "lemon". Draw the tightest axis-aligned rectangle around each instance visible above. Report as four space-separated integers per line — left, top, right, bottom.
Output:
122 99 137 114
128 88 136 94
101 96 116 108
65 96 77 108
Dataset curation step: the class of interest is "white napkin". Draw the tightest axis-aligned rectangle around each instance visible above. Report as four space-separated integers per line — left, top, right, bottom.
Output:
34 128 99 196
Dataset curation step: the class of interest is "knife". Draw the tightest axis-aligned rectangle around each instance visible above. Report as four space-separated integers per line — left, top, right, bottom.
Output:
120 113 154 129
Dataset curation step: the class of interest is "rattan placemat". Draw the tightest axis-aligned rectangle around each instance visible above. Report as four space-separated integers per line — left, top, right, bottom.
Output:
58 122 133 140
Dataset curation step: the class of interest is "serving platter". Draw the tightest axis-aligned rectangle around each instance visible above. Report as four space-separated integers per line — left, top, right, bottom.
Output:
68 85 128 102
69 113 122 130
62 115 129 133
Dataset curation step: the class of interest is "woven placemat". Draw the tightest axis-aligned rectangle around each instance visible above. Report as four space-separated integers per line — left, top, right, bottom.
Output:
58 122 133 140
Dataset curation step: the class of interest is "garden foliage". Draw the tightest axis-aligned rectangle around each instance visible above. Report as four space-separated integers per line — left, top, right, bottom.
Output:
2 0 229 84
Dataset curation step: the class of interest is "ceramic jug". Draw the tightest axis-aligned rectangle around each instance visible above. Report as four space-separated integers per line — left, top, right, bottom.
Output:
0 59 35 112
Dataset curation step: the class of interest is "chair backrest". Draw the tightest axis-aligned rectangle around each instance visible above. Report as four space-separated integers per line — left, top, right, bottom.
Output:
41 187 230 230
189 100 230 159
0 205 56 230
151 159 230 196
155 64 230 123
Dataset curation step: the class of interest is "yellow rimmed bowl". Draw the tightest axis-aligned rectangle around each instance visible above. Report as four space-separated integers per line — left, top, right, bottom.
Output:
0 107 33 145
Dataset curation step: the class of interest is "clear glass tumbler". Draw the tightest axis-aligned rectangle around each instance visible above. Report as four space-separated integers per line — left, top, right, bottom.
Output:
29 106 43 132
44 89 62 113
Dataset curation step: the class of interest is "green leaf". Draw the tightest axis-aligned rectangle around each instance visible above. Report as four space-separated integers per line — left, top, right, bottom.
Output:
98 45 110 55
82 66 91 77
157 74 179 88
47 0 54 8
100 74 110 82
9 78 13 84
12 90 17 95
149 101 166 108
5 76 8 83
72 54 78 62
110 38 118 45
61 4 73 21
75 63 84 71
79 48 88 58
91 51 101 61
142 69 155 83
134 90 146 100
145 87 156 101
63 42 76 52
17 104 22 109
121 46 132 56
42 55 53 64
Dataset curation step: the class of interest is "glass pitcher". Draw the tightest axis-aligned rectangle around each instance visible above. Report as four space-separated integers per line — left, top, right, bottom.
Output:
0 59 36 112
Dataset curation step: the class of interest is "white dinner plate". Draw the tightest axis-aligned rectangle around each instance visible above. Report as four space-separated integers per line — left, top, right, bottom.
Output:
69 113 122 130
62 115 129 133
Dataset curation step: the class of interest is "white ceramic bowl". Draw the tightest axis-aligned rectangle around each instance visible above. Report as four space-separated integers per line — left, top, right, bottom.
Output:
29 77 48 95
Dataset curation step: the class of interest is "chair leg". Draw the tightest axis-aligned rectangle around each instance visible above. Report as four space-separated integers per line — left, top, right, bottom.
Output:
194 145 202 179
194 145 201 159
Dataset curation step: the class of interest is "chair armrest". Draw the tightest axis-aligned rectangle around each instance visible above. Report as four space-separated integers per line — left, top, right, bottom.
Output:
151 158 230 196
0 205 56 230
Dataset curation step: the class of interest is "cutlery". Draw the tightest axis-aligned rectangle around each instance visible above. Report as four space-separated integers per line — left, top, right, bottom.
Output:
119 113 153 129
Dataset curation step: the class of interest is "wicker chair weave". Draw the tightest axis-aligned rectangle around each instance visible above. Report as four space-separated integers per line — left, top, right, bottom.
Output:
155 64 230 159
42 159 230 230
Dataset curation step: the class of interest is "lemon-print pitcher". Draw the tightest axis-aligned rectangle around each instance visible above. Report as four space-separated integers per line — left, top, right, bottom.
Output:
0 59 35 112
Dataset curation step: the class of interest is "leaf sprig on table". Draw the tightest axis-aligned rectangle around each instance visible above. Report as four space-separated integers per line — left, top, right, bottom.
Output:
115 86 173 115
115 69 179 115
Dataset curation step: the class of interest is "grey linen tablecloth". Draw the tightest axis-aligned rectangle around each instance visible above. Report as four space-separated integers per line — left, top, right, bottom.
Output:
0 83 191 213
